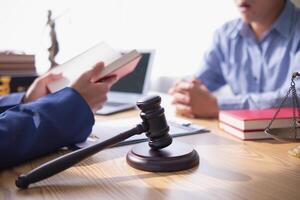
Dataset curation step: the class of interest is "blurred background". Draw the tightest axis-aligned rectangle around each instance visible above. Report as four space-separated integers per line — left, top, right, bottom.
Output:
0 0 299 92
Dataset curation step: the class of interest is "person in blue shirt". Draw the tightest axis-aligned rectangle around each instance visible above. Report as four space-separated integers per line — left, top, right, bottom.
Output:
169 0 300 118
0 62 116 169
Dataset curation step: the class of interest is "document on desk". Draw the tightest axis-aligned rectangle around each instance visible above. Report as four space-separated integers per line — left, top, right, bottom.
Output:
75 117 209 148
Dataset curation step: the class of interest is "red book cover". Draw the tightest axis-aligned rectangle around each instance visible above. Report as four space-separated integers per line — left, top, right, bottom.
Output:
219 122 272 140
219 108 295 131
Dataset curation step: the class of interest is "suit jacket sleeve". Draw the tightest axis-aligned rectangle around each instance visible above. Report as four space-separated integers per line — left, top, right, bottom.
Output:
0 92 25 113
0 87 95 169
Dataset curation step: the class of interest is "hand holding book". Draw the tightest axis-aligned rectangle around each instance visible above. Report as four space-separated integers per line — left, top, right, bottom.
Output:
47 42 141 93
70 62 117 113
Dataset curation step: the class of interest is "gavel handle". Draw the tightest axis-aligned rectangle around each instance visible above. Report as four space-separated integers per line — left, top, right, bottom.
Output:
16 124 146 189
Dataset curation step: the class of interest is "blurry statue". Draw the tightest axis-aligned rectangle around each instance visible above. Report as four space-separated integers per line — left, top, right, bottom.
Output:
47 10 59 69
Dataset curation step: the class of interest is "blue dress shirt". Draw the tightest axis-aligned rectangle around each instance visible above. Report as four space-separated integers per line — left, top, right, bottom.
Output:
0 88 94 169
197 0 300 110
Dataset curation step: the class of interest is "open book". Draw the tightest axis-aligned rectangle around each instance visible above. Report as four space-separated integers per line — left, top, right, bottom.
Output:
48 42 142 92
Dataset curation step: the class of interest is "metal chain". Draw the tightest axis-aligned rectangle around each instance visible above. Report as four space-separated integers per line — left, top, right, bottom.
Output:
265 85 293 131
265 73 300 139
292 84 298 138
292 80 300 139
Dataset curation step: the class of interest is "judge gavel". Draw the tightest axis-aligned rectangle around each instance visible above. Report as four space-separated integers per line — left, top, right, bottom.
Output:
16 95 199 189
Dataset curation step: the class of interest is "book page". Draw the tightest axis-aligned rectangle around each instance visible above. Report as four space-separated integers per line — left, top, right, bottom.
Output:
48 42 122 92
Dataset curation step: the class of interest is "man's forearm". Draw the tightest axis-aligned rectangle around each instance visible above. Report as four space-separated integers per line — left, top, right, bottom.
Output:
0 88 94 169
216 89 292 110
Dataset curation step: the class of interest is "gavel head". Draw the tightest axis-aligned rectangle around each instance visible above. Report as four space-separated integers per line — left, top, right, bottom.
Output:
136 95 172 150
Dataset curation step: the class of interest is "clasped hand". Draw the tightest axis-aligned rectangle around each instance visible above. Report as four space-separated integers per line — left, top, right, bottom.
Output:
169 78 219 118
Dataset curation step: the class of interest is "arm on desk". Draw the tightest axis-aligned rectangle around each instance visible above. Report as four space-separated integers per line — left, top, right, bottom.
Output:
217 88 297 110
0 92 25 113
0 88 94 169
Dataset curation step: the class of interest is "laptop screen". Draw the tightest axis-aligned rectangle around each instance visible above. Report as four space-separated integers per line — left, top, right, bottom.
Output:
110 52 152 94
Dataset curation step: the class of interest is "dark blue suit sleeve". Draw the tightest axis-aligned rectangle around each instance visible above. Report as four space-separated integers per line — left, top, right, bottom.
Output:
0 87 94 169
0 92 25 113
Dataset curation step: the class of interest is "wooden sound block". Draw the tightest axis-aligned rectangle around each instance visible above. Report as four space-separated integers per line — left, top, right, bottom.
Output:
126 141 199 172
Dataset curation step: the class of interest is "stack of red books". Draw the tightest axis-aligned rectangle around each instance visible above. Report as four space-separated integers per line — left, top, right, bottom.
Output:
219 108 295 140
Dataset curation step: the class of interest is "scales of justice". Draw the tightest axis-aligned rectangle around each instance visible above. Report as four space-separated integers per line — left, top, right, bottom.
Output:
265 72 300 157
46 10 60 69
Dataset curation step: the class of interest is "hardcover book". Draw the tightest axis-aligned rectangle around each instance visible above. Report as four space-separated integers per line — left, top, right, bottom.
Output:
48 42 142 92
219 108 295 131
219 122 271 140
0 54 35 63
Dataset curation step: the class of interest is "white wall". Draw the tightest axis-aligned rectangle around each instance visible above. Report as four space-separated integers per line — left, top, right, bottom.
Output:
0 0 298 92
0 0 238 76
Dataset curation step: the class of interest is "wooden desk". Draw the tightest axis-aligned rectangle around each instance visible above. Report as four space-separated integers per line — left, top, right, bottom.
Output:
1 110 300 200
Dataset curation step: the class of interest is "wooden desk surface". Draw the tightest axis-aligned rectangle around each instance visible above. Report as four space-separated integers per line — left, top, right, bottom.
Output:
1 110 300 200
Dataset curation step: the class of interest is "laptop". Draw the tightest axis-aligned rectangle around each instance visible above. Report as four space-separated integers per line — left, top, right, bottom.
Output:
96 50 154 115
